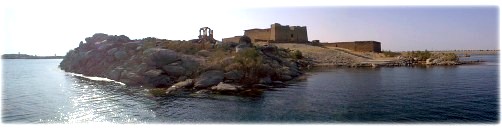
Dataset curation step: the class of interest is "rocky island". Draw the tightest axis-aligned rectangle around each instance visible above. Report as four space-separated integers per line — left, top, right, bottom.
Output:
60 24 480 97
59 33 312 96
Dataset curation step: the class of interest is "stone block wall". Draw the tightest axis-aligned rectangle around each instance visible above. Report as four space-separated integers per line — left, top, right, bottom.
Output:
322 41 381 52
270 23 308 43
222 23 309 44
222 36 242 43
244 29 271 43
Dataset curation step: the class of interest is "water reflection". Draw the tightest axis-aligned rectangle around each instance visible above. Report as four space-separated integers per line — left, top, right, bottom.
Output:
56 75 157 123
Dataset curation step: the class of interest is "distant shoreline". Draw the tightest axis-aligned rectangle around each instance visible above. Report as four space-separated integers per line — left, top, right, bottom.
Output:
388 50 499 55
2 54 64 59
2 58 64 59
430 50 499 55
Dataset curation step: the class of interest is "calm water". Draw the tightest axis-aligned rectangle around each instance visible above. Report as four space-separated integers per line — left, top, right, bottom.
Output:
2 55 499 123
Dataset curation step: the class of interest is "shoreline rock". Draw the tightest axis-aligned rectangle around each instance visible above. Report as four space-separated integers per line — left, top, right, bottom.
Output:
194 70 224 89
211 82 240 93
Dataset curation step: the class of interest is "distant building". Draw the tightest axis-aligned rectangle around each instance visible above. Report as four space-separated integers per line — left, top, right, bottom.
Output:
222 23 383 53
322 41 382 53
223 23 308 43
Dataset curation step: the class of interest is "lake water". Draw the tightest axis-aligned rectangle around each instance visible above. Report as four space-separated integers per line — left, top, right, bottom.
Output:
2 55 499 123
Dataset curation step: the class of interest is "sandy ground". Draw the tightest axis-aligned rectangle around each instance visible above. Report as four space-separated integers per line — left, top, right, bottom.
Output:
272 43 372 65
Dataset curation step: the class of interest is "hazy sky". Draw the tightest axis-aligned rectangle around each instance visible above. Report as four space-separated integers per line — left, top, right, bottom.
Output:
1 0 499 56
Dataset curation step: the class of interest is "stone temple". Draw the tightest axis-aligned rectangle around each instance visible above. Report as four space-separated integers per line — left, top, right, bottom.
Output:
223 23 308 43
221 23 382 53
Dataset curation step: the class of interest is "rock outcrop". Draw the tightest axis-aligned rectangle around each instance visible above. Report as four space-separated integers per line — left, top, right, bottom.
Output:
60 34 202 88
211 82 240 92
426 53 460 65
60 33 311 96
388 52 460 66
165 79 194 95
194 70 224 89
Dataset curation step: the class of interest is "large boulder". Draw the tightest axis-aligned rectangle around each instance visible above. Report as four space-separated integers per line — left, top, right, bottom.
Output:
146 75 171 87
180 58 199 75
97 44 113 51
165 79 194 95
144 69 163 77
107 67 124 80
194 70 224 89
162 65 186 77
84 50 98 60
124 41 141 49
117 71 144 85
114 50 128 60
143 48 180 67
85 33 109 44
172 79 195 88
211 82 239 92
426 58 433 65
134 63 149 73
106 35 131 43
107 48 118 56
224 70 244 80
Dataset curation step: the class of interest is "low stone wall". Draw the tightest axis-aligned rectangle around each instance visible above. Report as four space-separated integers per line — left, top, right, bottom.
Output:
322 41 381 52
244 29 271 43
222 36 242 43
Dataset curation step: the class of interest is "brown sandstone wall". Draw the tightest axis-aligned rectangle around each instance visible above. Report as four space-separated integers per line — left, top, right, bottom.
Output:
271 24 289 42
222 36 242 43
271 23 308 43
294 27 308 43
244 29 271 43
322 41 381 52
225 23 309 44
355 41 381 52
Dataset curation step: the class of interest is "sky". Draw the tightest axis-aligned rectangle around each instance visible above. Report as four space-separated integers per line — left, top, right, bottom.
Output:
0 0 499 56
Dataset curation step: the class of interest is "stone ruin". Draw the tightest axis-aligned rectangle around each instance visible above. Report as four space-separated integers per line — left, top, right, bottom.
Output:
222 23 308 44
195 27 216 44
